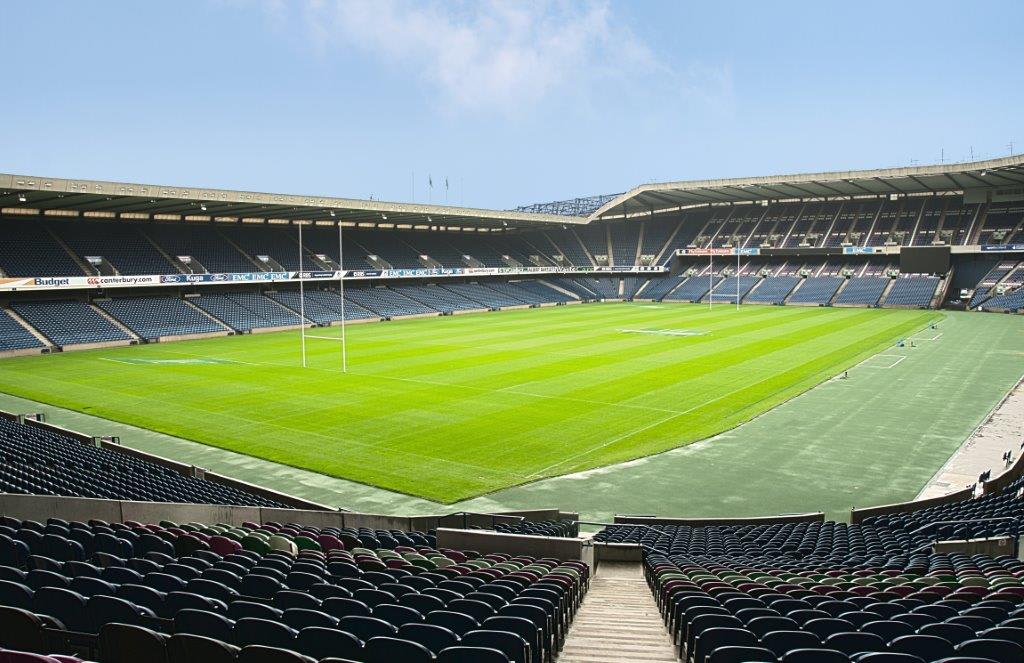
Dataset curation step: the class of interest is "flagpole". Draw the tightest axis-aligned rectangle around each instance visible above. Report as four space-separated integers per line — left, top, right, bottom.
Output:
338 222 348 373
297 222 307 368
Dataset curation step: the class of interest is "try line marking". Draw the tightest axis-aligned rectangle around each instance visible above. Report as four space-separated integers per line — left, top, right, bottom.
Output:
909 332 943 341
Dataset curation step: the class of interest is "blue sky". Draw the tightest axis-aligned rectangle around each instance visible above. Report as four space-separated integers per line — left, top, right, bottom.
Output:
1 1 1021 209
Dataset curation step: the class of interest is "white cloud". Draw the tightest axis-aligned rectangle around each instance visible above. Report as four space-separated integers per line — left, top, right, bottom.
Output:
284 0 729 115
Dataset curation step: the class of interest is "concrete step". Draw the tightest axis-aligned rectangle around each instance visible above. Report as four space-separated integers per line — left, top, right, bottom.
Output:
557 562 676 662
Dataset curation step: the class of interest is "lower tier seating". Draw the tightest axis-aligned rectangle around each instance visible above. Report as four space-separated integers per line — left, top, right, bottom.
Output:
0 311 44 352
883 277 939 308
788 277 844 305
98 297 226 340
834 278 888 306
0 514 588 663
744 276 799 304
10 301 129 347
0 417 284 508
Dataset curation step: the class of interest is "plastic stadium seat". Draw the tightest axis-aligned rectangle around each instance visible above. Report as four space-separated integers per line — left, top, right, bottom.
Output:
692 626 759 663
0 606 51 653
323 597 373 619
437 646 512 663
889 634 957 661
823 631 887 656
336 616 398 641
779 649 849 663
0 580 34 610
236 645 316 663
397 623 461 655
861 620 916 643
233 617 298 649
98 623 169 663
461 629 530 663
855 655 927 662
174 608 235 642
283 608 339 630
954 637 1024 662
294 626 363 661
425 611 480 637
760 630 826 657
32 587 90 632
87 595 155 633
918 623 977 646
166 633 239 663
363 636 435 663
706 646 777 663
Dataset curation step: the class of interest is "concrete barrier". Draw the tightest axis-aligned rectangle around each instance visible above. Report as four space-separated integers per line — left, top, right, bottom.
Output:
614 512 825 527
933 536 1019 557
593 542 643 564
436 528 591 567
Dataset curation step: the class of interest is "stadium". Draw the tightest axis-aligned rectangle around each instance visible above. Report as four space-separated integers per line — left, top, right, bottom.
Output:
2 3 1024 662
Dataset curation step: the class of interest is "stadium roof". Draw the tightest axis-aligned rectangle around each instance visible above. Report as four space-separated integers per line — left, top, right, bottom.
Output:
589 155 1024 220
0 172 588 230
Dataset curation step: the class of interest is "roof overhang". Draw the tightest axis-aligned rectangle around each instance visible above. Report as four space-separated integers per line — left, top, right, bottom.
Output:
590 155 1024 220
0 173 588 230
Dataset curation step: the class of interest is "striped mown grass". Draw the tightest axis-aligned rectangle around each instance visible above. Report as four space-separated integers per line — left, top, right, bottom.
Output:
0 302 940 502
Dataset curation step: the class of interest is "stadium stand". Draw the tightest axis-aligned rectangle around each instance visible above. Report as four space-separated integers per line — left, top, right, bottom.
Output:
0 311 45 352
788 277 844 305
833 277 889 306
504 280 575 304
56 223 176 276
621 277 647 299
97 297 226 340
0 221 84 277
665 277 719 303
343 287 435 318
9 301 130 347
0 416 284 506
744 276 799 304
544 278 597 300
883 277 940 308
398 285 483 313
703 276 759 304
146 226 254 274
193 293 306 332
0 508 587 663
436 282 513 308
574 278 619 300
639 275 685 301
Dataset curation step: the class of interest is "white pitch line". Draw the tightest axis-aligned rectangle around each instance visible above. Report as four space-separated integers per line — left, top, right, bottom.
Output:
862 354 906 369
910 332 943 341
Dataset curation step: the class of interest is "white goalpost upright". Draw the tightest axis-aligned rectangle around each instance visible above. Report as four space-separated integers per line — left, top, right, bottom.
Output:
736 248 741 311
298 222 307 368
338 222 348 373
708 253 713 310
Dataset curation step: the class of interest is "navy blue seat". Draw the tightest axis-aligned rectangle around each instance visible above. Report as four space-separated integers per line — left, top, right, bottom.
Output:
295 626 364 660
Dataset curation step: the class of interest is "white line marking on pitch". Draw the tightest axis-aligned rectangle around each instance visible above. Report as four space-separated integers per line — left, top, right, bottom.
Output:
910 332 943 341
863 354 906 369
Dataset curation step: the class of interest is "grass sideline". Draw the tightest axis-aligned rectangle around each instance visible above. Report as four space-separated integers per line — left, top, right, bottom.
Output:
0 303 940 502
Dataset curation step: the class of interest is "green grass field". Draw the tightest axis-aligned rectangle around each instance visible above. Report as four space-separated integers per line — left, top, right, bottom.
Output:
0 303 940 503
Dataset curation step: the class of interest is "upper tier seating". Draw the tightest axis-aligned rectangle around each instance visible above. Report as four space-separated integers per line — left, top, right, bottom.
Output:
744 276 799 304
0 417 284 507
56 223 175 275
193 293 305 332
97 297 226 340
146 227 254 274
0 514 588 663
610 224 640 266
884 277 939 308
788 277 844 305
0 311 45 352
9 301 130 347
834 278 888 306
0 222 84 277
